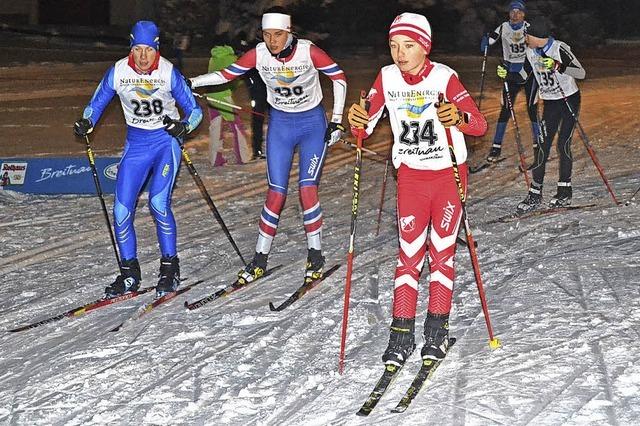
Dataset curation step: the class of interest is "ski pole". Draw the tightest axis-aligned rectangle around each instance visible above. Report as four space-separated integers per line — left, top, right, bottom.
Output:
167 124 247 266
339 91 368 374
439 94 501 350
520 91 547 173
553 78 620 205
502 77 531 188
625 185 640 206
478 37 489 110
530 89 547 170
192 92 267 118
84 135 122 271
375 144 393 236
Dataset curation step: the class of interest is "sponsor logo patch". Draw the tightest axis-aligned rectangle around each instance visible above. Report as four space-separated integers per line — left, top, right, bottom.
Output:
399 215 416 232
104 163 119 180
1 162 28 185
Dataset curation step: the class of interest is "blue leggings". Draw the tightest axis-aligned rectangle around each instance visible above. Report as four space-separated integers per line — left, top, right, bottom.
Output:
113 130 181 260
266 104 328 192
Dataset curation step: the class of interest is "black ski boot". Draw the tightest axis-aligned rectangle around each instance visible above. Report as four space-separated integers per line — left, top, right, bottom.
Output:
382 317 416 366
549 184 572 208
156 255 180 297
238 252 268 285
486 146 502 162
305 248 325 283
421 313 450 361
105 258 141 298
516 183 543 215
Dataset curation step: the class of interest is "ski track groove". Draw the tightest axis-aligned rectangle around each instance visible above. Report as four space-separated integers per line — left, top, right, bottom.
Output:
43 335 257 422
37 218 395 421
450 187 634 425
204 245 397 423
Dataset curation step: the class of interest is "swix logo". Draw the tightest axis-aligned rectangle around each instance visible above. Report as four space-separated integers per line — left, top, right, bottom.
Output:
399 215 416 232
440 201 456 231
307 154 320 176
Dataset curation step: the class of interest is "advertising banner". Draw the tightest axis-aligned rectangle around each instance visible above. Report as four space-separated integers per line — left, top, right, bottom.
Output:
0 157 120 194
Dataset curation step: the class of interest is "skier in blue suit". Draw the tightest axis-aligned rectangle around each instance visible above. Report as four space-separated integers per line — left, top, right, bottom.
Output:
73 21 202 297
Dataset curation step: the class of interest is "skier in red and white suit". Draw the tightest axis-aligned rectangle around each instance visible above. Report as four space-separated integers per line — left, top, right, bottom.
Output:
348 12 486 365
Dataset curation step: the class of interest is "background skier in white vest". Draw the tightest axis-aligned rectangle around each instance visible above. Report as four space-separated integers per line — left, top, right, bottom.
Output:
481 0 539 162
516 29 585 214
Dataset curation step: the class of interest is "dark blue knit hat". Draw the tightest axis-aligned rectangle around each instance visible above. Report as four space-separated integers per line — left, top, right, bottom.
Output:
509 1 526 12
130 21 160 50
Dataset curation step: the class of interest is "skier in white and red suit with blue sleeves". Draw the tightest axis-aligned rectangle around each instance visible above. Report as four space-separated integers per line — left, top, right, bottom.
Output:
190 7 347 284
348 13 487 366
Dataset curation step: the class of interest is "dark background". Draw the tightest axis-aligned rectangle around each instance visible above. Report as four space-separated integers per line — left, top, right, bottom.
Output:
1 0 639 59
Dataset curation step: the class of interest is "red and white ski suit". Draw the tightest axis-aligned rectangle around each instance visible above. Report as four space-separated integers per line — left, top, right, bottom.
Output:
357 59 486 318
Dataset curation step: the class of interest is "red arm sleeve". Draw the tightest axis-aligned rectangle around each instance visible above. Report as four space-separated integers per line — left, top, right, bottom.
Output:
445 74 487 137
220 49 257 80
310 45 346 82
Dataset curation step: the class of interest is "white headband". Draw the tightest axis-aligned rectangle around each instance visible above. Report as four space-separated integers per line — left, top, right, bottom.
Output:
262 13 291 31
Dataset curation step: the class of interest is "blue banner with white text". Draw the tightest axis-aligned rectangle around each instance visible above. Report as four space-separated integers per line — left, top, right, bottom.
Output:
0 157 120 194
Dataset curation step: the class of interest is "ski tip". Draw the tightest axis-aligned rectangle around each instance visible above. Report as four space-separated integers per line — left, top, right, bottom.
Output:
489 337 502 350
356 409 371 417
391 406 407 414
268 302 278 312
183 300 189 309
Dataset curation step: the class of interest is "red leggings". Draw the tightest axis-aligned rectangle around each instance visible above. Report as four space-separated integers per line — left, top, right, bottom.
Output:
392 163 467 318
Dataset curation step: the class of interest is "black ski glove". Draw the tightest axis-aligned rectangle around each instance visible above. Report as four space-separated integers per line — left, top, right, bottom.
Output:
73 118 93 137
163 116 188 139
324 122 345 146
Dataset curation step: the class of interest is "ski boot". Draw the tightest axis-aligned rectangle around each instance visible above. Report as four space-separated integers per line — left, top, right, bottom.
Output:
238 252 268 285
421 313 450 360
156 255 180 297
549 185 572 208
305 248 325 283
486 146 502 163
516 187 543 215
382 317 416 366
105 258 141 298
